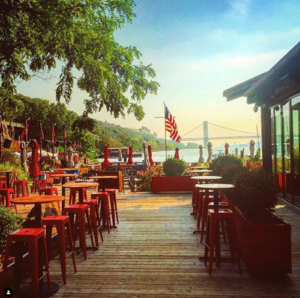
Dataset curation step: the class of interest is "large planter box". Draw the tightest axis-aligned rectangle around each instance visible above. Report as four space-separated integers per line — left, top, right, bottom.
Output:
233 207 292 276
151 175 193 193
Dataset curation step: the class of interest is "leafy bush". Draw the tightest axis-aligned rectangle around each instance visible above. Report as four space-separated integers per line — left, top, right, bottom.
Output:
226 170 279 222
221 163 247 184
163 158 187 176
0 162 29 181
0 206 24 255
137 166 162 191
210 155 243 176
0 151 21 167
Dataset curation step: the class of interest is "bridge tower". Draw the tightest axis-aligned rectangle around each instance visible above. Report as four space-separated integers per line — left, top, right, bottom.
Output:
203 121 209 148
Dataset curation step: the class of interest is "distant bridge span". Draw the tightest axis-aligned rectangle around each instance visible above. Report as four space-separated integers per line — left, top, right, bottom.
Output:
181 121 260 147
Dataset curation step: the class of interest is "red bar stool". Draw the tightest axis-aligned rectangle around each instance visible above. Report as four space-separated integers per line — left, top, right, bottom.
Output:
193 191 204 234
0 180 7 189
91 192 111 234
39 187 60 212
200 193 228 243
63 204 95 260
204 209 241 275
105 188 119 227
42 215 77 284
1 228 52 298
69 187 87 205
0 188 16 212
32 179 46 193
82 199 104 247
13 180 30 197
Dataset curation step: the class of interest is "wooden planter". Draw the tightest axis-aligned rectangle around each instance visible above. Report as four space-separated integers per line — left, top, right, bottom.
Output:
151 175 193 193
233 207 292 276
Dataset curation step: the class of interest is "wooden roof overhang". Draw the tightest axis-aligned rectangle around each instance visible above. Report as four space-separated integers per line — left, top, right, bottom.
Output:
223 41 300 108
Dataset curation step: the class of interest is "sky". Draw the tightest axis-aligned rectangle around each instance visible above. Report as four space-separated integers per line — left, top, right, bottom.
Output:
17 0 300 145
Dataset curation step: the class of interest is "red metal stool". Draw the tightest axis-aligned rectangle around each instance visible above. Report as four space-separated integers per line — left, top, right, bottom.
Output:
0 180 7 189
1 228 52 298
39 187 60 212
0 188 16 212
13 180 30 197
69 187 87 205
105 188 119 228
204 209 241 275
193 191 205 234
91 192 111 234
42 215 77 284
63 204 95 260
32 179 46 193
83 199 104 247
200 197 228 243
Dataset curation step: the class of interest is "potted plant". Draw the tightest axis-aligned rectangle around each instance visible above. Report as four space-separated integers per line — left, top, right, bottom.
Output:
0 206 24 266
152 158 193 192
224 169 292 276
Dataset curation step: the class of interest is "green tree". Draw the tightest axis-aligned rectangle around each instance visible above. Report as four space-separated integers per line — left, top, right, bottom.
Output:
0 0 159 120
72 128 96 159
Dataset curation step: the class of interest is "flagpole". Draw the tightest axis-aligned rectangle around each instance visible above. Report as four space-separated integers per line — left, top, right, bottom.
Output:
0 112 3 159
64 125 67 164
52 123 56 159
39 120 43 168
164 102 167 160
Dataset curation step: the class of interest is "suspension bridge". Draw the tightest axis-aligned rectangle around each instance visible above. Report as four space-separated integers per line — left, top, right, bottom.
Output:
181 121 260 147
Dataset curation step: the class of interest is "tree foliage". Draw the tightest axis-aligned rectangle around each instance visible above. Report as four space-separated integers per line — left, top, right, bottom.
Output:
0 0 159 120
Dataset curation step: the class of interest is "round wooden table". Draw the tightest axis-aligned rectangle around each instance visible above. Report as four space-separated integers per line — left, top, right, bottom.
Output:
11 195 65 227
50 173 77 184
0 169 17 188
191 176 222 212
196 183 234 208
89 175 118 191
62 182 99 203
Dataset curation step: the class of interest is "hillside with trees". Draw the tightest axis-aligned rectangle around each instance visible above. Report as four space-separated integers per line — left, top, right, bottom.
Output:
2 94 198 158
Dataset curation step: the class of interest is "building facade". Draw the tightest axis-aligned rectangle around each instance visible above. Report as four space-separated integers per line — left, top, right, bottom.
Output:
223 42 300 205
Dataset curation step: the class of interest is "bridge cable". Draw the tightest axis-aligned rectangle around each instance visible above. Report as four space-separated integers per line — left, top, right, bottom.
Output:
207 121 257 135
181 123 203 137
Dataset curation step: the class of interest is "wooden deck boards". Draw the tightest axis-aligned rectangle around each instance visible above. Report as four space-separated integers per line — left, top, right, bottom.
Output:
40 191 300 298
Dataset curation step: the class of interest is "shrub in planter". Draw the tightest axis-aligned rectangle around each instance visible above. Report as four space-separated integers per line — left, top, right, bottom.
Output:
0 206 24 255
224 169 291 276
220 163 247 184
163 158 187 176
210 155 243 176
226 169 279 223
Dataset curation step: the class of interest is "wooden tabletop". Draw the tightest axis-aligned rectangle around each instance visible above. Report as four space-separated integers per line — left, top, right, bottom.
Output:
196 183 235 190
62 182 99 188
189 169 213 173
11 195 65 204
50 173 77 178
0 170 17 173
194 176 222 182
191 175 221 180
90 176 118 180
190 166 209 169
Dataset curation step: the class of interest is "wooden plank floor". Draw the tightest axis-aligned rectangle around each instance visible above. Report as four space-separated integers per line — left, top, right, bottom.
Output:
42 191 300 298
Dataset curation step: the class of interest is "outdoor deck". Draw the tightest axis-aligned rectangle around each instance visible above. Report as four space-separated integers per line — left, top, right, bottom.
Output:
43 191 300 298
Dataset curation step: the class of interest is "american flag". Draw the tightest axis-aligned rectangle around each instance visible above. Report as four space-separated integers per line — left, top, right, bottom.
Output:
165 106 181 143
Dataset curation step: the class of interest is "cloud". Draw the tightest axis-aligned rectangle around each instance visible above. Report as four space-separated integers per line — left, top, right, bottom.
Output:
227 0 252 16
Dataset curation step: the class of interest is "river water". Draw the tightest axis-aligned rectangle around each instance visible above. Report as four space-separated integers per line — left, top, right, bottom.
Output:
98 145 251 165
